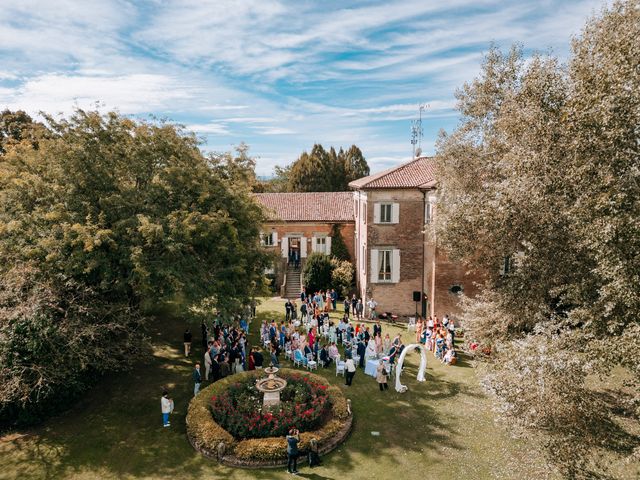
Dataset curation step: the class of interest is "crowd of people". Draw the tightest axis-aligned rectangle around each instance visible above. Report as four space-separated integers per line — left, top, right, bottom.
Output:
414 314 457 365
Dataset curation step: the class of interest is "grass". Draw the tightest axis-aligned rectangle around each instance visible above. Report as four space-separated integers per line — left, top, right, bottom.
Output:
0 297 558 480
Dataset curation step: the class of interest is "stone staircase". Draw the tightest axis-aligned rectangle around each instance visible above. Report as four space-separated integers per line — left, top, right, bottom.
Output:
284 264 302 299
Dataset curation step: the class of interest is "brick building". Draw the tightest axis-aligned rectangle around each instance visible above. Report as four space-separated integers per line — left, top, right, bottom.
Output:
254 157 479 318
349 157 479 318
254 192 355 298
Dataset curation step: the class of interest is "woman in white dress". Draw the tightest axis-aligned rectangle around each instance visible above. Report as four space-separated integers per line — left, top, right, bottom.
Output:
365 339 377 361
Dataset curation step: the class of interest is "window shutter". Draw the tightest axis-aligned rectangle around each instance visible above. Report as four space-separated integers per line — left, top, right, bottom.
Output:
391 249 400 283
391 203 400 224
370 249 378 283
260 232 265 246
373 203 380 223
300 236 307 257
272 231 278 245
326 236 332 255
281 237 288 258
311 236 317 253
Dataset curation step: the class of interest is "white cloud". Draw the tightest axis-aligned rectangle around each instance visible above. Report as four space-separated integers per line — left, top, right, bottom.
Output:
0 73 198 115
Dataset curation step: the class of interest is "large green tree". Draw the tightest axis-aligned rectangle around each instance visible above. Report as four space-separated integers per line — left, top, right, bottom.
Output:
434 2 639 478
0 110 269 426
280 144 369 192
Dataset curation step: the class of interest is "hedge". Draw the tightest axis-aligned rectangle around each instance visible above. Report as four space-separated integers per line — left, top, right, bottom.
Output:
186 369 353 467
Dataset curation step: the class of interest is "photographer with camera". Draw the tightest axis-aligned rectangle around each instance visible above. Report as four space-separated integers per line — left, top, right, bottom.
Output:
286 427 300 474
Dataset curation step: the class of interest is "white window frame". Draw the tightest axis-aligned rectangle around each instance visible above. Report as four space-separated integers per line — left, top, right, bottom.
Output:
425 202 433 225
380 204 392 223
314 236 328 254
378 249 392 282
261 232 275 246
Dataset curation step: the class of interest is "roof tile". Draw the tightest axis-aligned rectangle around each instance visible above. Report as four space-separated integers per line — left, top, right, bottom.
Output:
254 192 354 222
348 156 436 189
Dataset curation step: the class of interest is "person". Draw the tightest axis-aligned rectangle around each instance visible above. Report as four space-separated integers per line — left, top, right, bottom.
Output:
193 362 202 396
308 437 322 467
204 346 212 380
373 320 382 338
201 321 208 350
356 299 364 320
356 337 366 368
210 354 221 381
383 333 391 355
447 316 456 346
328 342 339 361
345 354 356 386
183 328 192 356
285 300 292 322
376 360 389 391
344 297 350 318
270 344 280 368
300 287 306 302
331 289 337 310
319 344 331 367
253 347 264 369
286 427 300 474
351 294 358 316
161 390 174 427
219 354 230 378
365 338 377 361
367 297 378 319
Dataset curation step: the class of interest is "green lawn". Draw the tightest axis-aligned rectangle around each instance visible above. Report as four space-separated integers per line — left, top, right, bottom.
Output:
0 297 557 480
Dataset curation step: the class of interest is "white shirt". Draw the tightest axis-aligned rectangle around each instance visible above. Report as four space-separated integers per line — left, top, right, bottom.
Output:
367 299 377 309
161 396 173 414
345 358 356 372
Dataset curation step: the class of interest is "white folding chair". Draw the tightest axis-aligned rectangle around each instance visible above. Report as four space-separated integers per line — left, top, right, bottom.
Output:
306 353 317 371
335 354 345 376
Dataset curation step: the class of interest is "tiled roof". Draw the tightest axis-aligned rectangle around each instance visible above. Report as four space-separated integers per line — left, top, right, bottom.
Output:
348 156 437 190
254 192 354 222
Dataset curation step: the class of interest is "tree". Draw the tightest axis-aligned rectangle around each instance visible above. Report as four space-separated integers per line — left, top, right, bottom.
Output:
330 258 354 298
0 109 46 154
302 253 333 294
329 224 350 262
0 109 270 426
283 144 370 192
434 2 639 477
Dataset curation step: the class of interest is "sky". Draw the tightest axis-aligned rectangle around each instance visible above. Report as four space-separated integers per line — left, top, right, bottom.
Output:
0 0 607 176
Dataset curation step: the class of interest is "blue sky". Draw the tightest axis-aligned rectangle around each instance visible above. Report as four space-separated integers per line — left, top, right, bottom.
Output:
0 0 606 176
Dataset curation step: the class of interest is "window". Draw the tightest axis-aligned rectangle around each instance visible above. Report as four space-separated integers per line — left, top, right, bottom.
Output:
378 249 392 281
315 236 327 254
380 204 392 223
425 202 433 224
261 232 274 246
450 284 463 295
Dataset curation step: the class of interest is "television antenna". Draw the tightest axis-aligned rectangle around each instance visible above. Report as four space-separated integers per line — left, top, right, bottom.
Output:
410 103 429 159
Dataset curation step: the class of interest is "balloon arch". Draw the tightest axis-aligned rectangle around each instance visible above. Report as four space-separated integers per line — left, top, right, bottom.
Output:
394 343 428 393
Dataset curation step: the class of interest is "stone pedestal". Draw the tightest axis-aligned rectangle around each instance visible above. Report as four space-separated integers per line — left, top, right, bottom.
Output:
263 391 281 407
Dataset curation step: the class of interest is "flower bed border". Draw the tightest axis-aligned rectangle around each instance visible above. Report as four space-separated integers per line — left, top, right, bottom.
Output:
186 369 353 468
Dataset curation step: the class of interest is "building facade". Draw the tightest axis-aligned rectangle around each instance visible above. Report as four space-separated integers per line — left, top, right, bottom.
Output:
254 158 479 318
254 192 355 297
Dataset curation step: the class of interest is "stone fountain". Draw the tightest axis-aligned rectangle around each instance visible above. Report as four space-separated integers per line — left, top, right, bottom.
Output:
255 366 287 407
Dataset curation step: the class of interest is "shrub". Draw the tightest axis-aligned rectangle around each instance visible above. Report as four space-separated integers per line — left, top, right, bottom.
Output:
186 369 352 464
210 373 330 439
330 259 354 298
302 252 333 293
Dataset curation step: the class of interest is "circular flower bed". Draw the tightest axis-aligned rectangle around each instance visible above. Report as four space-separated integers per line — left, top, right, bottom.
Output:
186 369 352 467
211 373 331 439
